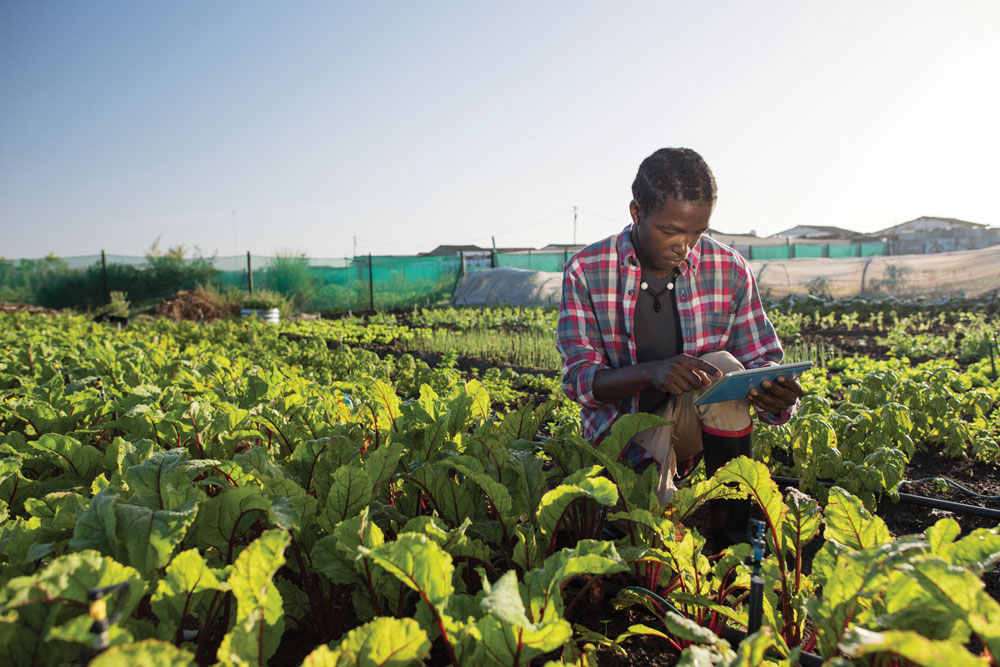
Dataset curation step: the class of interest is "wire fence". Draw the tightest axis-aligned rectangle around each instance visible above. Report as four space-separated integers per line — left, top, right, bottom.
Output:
1 241 894 312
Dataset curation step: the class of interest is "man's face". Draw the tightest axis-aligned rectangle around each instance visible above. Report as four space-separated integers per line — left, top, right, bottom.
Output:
630 197 712 275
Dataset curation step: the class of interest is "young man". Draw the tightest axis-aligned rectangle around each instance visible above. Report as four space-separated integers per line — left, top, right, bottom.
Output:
556 147 802 545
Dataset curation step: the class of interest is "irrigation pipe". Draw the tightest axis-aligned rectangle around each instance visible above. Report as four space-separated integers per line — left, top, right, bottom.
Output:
771 476 1000 521
899 476 1000 501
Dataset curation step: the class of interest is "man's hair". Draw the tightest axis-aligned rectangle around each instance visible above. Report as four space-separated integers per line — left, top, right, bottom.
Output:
631 147 717 214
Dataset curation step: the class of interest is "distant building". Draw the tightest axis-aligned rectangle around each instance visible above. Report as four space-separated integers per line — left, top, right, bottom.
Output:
871 216 999 254
538 243 586 254
874 216 988 235
772 225 861 240
419 245 489 257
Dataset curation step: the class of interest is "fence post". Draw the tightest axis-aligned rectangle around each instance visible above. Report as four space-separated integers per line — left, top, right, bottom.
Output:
451 252 466 304
368 254 375 312
246 252 254 294
101 250 110 305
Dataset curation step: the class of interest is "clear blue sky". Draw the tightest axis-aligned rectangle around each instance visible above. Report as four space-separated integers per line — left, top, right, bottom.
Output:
2 1 998 259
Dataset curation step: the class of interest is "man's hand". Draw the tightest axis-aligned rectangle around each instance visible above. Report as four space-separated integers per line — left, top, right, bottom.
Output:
648 354 723 395
592 354 722 403
748 375 803 414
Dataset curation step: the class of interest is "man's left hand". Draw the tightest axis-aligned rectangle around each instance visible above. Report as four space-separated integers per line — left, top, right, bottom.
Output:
748 375 803 414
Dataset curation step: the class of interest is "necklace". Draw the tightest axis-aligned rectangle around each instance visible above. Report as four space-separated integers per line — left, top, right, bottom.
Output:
639 270 679 313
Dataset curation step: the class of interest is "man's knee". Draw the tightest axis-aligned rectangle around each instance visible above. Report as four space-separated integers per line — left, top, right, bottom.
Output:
697 352 752 434
699 350 744 374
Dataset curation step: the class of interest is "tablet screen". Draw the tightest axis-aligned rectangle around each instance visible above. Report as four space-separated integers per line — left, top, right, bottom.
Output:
692 361 812 406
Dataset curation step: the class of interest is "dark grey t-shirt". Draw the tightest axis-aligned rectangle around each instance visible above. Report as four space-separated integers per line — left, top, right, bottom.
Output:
634 269 682 413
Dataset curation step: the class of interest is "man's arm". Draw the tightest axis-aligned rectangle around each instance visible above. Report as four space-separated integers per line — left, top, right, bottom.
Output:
593 355 722 402
556 264 608 411
723 254 801 422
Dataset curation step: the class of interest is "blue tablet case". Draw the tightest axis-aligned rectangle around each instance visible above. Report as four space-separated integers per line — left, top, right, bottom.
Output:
692 361 813 406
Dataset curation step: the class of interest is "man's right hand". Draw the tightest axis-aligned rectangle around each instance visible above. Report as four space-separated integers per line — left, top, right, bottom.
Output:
593 354 723 403
648 354 723 395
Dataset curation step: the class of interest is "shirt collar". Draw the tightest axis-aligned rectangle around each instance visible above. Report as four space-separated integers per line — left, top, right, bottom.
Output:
616 224 703 275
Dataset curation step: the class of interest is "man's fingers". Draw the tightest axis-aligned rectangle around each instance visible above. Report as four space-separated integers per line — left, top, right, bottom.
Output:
749 389 785 412
686 357 723 377
774 375 804 397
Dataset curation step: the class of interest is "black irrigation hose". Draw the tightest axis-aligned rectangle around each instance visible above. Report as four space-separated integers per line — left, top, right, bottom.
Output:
771 476 1000 521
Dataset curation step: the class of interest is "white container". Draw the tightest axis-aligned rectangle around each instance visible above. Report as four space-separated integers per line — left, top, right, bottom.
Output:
240 307 280 324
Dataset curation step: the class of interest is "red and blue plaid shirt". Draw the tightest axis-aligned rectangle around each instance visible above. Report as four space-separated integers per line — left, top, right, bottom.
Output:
557 225 792 442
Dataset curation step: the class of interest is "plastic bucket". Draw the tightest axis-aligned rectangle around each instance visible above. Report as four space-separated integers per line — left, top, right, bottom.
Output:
240 308 280 324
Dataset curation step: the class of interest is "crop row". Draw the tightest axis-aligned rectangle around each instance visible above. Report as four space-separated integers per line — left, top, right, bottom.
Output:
0 313 998 666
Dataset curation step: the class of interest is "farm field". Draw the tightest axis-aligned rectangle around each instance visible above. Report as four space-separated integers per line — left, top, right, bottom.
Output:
1 299 999 666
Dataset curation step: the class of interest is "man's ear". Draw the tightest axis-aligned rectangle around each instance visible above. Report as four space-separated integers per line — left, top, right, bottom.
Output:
629 200 641 225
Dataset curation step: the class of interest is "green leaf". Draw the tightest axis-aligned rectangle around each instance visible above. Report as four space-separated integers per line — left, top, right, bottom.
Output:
839 627 988 666
194 486 272 561
778 487 821 560
936 526 1000 572
311 509 385 586
924 517 962 553
713 457 783 546
597 413 670 463
89 639 197 666
361 533 454 606
150 548 225 643
24 490 89 533
29 433 102 480
124 450 203 511
313 616 432 667
480 570 533 629
217 529 291 667
537 473 617 541
524 540 627 624
806 537 927 658
408 465 482 528
475 615 573 666
113 500 198 577
323 466 374 528
0 550 142 666
823 486 890 550
68 487 120 555
497 401 557 443
617 614 723 647
364 441 405 494
287 436 358 500
440 460 516 533
907 558 1000 659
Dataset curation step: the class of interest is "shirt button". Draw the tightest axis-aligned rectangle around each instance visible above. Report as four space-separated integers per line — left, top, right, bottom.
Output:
628 289 634 295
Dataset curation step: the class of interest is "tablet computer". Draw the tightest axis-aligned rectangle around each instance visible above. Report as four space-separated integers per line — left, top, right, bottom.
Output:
692 361 813 406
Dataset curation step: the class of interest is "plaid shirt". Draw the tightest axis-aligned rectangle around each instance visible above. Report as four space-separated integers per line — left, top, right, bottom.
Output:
557 225 792 442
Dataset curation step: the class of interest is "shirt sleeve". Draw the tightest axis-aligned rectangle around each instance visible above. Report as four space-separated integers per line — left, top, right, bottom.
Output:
725 254 798 425
556 261 607 411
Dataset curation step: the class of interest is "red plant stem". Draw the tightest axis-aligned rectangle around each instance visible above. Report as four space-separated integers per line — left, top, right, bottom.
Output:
362 560 384 616
197 590 223 663
289 535 327 637
416 589 458 667
564 576 602 618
